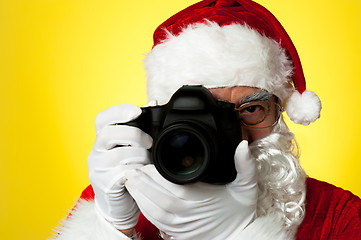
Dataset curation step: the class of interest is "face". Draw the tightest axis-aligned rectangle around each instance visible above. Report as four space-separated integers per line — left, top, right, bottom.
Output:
209 86 279 143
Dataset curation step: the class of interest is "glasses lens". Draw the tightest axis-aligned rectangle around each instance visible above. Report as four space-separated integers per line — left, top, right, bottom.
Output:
237 101 270 126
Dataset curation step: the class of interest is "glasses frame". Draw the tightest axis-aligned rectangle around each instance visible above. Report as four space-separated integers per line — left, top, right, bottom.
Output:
234 95 283 129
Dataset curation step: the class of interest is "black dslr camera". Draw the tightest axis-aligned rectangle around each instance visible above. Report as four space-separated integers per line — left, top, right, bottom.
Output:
126 85 242 184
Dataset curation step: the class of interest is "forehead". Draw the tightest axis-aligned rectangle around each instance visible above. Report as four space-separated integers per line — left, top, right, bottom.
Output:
208 86 266 102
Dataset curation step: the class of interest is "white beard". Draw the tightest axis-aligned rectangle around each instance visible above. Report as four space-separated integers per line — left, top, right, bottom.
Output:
249 117 306 236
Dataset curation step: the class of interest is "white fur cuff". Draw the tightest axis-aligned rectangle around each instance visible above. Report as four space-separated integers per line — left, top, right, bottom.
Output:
49 199 137 240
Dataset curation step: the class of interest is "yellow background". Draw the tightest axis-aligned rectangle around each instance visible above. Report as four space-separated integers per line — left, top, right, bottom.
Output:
1 0 360 239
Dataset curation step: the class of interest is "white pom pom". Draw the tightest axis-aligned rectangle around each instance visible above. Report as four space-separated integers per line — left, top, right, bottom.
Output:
286 90 321 125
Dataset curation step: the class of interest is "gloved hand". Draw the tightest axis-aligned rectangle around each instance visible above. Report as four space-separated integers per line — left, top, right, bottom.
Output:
87 104 153 231
125 140 258 240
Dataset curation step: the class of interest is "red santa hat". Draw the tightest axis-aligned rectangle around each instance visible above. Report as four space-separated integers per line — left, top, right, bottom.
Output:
144 0 321 125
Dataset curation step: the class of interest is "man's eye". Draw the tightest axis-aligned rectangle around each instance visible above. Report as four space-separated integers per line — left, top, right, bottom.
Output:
238 103 267 125
244 105 262 113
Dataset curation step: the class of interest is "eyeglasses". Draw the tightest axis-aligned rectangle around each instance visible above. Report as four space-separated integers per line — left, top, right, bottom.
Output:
234 96 282 129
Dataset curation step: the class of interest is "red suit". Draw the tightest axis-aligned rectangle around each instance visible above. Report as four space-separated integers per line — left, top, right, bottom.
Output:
76 178 361 239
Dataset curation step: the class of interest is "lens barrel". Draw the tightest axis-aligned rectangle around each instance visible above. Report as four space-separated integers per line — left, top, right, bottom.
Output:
152 123 216 184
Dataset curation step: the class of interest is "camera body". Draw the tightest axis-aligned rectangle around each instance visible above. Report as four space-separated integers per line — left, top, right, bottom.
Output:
126 85 242 184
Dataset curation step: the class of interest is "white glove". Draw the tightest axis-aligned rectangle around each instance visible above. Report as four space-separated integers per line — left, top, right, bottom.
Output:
125 140 257 240
87 104 153 230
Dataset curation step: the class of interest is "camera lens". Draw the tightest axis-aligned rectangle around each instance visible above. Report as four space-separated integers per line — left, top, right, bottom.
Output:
163 131 204 175
153 124 215 184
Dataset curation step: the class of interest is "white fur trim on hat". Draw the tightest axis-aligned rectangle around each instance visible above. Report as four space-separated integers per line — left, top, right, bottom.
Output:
144 21 294 106
286 90 322 125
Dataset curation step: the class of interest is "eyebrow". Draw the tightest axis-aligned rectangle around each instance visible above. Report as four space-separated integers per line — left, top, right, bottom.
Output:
238 91 273 105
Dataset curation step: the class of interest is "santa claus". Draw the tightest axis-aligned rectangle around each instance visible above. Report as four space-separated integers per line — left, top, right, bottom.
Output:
51 0 361 239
